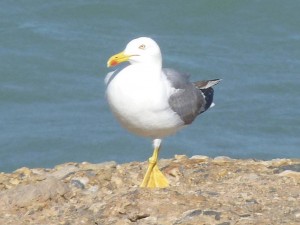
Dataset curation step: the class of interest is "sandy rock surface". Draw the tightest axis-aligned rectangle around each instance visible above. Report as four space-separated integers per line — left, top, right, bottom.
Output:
0 156 299 225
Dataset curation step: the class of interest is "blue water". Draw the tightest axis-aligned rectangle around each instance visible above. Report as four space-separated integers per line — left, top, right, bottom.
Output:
1 0 300 172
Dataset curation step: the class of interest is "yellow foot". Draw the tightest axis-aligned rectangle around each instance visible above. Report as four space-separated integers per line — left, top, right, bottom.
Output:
140 139 169 188
140 164 169 188
148 164 169 188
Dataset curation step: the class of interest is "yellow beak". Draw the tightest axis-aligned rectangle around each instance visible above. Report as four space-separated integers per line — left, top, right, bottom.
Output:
107 51 130 67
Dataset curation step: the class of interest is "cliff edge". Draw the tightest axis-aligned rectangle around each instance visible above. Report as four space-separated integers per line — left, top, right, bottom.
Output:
1 155 300 225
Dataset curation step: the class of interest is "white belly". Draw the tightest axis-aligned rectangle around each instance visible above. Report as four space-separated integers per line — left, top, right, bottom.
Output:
106 66 184 138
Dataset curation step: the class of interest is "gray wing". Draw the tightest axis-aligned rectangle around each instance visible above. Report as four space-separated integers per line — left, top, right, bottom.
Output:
163 68 220 125
163 68 205 124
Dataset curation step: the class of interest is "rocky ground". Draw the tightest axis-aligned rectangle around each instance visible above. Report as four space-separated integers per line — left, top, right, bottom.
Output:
0 155 300 225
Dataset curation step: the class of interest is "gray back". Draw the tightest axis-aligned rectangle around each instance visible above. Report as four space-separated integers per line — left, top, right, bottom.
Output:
163 68 206 124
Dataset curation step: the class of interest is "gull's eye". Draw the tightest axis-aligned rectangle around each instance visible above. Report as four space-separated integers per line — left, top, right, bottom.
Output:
139 44 146 50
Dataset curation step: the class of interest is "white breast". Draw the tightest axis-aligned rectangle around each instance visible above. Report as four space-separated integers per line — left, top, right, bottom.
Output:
106 65 184 138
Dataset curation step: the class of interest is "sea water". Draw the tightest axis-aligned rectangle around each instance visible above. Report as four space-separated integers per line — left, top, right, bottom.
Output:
1 0 299 172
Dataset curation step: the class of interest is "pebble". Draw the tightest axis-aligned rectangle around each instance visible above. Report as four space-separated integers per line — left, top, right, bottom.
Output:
246 173 259 181
128 213 150 222
51 165 79 179
9 178 20 185
87 185 99 193
0 173 8 183
278 170 300 178
260 158 292 167
166 167 181 179
213 156 234 164
72 177 89 186
295 212 300 218
14 167 32 177
71 180 85 189
190 155 209 161
278 170 300 183
89 202 106 213
174 154 188 160
80 161 117 170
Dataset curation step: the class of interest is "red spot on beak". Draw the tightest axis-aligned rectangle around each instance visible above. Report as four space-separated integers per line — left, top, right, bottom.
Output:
110 60 118 66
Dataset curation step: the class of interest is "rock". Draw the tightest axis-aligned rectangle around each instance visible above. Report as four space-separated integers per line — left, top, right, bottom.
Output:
128 213 150 222
0 173 7 183
142 216 158 224
190 155 210 161
89 202 106 213
0 177 69 209
80 161 117 170
0 156 299 224
14 167 32 177
51 165 79 179
274 163 300 173
294 209 300 218
261 158 293 167
87 185 99 193
186 209 203 217
273 158 293 166
203 210 222 220
71 176 89 189
245 173 259 181
71 180 85 189
166 167 182 179
174 154 188 160
278 170 300 182
213 156 234 165
174 209 220 224
9 178 20 185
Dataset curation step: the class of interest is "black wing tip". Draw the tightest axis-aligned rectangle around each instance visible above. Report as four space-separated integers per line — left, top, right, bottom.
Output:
200 87 214 111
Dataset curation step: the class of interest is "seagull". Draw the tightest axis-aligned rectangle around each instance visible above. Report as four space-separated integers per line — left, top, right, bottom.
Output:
106 37 221 188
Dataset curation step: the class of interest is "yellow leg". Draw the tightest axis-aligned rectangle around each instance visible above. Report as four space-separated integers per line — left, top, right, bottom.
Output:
140 143 169 188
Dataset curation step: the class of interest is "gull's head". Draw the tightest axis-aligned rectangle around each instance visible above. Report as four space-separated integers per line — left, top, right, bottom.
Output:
107 37 162 67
